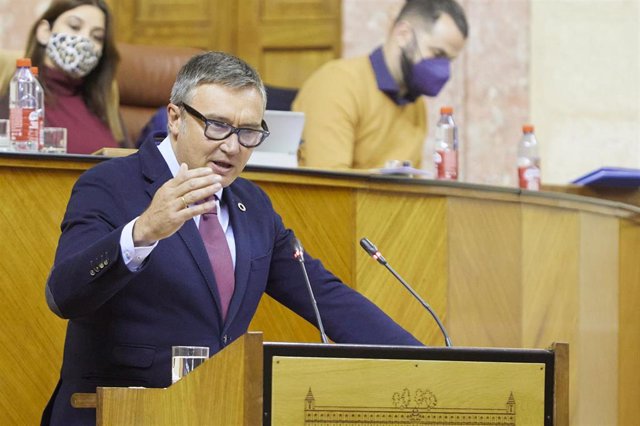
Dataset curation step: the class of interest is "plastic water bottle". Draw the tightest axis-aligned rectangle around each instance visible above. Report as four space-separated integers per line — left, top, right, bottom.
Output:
433 106 458 180
30 66 45 151
517 124 541 190
9 58 40 152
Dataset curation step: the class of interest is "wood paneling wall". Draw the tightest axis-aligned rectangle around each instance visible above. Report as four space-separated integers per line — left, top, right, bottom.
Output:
448 198 523 347
237 0 341 87
1 154 639 425
0 158 95 425
618 220 640 426
106 0 341 88
106 0 236 51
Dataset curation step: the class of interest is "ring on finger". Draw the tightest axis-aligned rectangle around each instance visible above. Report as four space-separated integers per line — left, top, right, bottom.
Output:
180 196 188 210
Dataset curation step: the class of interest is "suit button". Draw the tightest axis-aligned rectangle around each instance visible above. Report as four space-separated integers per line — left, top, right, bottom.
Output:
90 270 95 276
104 259 109 265
222 335 229 345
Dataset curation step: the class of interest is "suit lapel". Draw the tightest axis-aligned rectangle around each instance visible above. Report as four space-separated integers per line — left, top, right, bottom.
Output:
222 186 251 328
139 141 224 320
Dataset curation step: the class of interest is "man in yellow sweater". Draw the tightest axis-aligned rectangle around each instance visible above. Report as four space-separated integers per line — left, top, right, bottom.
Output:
293 0 468 170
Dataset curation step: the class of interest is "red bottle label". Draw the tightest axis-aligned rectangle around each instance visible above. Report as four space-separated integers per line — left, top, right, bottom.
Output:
518 166 540 190
9 108 34 141
434 149 458 180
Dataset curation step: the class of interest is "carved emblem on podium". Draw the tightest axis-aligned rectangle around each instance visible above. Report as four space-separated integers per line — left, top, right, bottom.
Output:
304 387 517 425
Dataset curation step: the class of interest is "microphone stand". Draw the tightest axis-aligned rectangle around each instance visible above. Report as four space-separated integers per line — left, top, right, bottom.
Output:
293 239 329 344
360 238 453 347
382 261 452 347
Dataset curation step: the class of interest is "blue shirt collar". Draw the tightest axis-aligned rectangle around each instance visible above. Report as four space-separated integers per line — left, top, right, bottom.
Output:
369 46 414 106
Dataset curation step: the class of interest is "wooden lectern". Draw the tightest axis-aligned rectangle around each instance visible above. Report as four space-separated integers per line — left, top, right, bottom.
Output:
72 333 568 425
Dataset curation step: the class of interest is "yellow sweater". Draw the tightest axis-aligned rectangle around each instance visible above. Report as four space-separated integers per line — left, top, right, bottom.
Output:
293 55 427 170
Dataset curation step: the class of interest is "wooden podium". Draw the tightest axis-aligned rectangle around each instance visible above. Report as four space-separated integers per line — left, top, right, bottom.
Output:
73 333 568 425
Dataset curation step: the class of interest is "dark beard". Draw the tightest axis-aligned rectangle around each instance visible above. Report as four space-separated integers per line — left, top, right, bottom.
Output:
400 48 419 102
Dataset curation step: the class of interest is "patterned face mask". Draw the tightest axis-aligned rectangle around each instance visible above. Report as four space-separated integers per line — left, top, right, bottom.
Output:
45 32 101 78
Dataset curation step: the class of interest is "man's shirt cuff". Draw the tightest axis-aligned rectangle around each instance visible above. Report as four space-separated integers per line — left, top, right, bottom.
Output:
120 217 158 271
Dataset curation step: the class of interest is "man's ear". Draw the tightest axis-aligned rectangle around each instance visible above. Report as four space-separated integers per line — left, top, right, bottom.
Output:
35 20 52 46
392 19 414 50
167 103 181 137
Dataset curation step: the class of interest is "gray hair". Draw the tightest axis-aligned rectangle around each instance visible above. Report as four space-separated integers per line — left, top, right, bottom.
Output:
170 51 267 108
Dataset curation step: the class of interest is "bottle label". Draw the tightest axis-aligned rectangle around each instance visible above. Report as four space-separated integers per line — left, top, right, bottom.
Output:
434 149 458 180
518 166 540 190
9 107 35 142
29 110 41 149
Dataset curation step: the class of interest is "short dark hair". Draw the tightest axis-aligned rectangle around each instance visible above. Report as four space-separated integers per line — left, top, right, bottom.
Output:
170 51 267 109
396 0 469 38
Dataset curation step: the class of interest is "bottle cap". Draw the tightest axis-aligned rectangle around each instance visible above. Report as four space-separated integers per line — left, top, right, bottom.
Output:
522 124 535 133
16 58 32 67
31 67 39 76
440 106 453 115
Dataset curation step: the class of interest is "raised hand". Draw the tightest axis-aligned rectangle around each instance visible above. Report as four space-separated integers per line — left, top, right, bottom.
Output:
133 163 222 246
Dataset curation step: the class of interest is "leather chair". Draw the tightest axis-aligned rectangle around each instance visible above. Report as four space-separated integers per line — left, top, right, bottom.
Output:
119 42 299 148
115 43 204 143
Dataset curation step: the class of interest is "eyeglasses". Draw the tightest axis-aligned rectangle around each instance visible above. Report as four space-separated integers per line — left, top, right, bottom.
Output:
181 103 270 148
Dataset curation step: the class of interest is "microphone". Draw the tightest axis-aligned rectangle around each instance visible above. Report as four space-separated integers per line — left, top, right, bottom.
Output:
292 237 329 344
359 237 453 347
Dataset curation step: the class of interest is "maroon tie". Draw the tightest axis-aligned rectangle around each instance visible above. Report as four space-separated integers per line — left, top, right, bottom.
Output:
198 198 235 320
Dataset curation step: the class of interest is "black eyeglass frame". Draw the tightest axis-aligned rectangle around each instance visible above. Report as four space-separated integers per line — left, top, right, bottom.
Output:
181 103 270 148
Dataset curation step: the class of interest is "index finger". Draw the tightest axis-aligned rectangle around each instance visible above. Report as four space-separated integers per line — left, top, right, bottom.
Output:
173 163 213 185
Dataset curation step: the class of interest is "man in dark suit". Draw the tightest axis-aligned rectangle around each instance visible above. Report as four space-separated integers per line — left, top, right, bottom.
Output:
42 51 421 425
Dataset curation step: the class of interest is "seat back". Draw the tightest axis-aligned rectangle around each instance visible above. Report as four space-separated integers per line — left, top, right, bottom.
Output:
116 43 204 142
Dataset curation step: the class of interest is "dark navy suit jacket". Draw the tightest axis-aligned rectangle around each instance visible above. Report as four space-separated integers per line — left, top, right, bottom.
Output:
43 140 421 424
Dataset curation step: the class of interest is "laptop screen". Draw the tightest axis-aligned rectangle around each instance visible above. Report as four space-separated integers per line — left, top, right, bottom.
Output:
248 110 305 167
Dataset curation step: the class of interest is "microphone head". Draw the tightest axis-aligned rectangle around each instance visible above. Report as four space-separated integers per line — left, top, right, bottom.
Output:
291 237 305 262
359 237 387 265
359 238 378 256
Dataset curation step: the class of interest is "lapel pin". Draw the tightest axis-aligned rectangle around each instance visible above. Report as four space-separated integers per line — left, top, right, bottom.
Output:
237 202 246 212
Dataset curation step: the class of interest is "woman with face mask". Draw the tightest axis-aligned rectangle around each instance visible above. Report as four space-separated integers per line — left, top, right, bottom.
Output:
1 0 127 154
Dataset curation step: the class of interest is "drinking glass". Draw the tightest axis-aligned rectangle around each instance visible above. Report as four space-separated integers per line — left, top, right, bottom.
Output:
41 127 67 154
0 119 10 152
171 346 209 383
